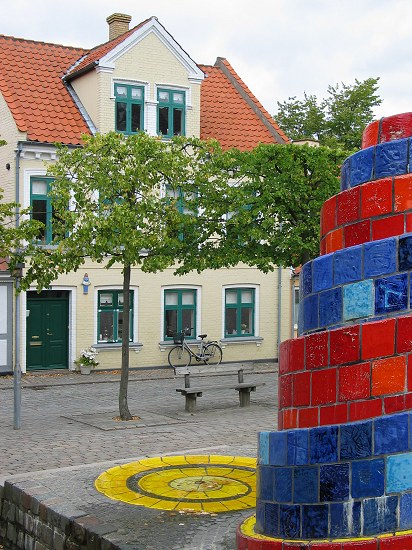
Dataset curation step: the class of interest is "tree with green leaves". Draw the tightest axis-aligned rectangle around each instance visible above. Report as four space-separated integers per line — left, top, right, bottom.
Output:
16 132 238 420
275 77 382 151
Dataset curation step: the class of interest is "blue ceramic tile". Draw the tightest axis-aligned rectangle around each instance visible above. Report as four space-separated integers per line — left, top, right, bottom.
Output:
274 467 292 502
269 432 287 466
363 496 398 536
279 504 300 538
313 254 333 292
399 235 412 271
255 500 265 532
293 467 319 504
303 294 318 332
352 458 385 498
387 452 412 493
349 147 374 187
330 501 361 538
258 431 269 465
320 463 349 502
364 238 397 277
374 413 409 455
375 138 409 178
375 273 408 314
310 426 339 464
340 421 372 460
340 157 351 190
301 262 312 297
343 280 374 321
319 287 342 327
301 504 328 539
264 502 279 537
400 493 412 530
333 246 362 285
287 430 309 466
258 466 274 501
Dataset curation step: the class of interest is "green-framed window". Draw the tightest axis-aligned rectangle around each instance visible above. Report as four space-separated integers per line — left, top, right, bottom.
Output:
98 290 133 343
164 289 196 340
115 83 144 134
30 176 55 245
157 88 185 138
225 288 255 337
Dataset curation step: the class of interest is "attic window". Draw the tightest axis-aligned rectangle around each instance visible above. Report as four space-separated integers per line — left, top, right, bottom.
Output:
157 89 185 138
115 84 144 134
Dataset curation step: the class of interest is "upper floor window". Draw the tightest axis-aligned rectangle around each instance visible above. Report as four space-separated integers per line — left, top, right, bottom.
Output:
157 89 185 138
98 290 133 343
164 289 196 340
115 84 144 134
225 288 255 337
30 177 55 245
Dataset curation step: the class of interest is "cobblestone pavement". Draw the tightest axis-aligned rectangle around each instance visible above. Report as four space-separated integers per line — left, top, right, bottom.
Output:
0 363 278 549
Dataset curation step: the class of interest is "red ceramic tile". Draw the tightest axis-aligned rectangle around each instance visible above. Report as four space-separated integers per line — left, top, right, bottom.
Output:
321 195 337 235
320 237 327 255
279 374 293 408
362 319 395 360
338 362 371 401
406 213 412 232
361 178 392 218
344 220 371 248
320 403 348 426
288 337 305 372
394 173 412 212
406 392 412 409
347 541 378 549
293 371 311 406
279 340 290 375
371 355 406 396
337 186 360 226
384 393 406 414
298 406 319 428
325 228 343 253
282 407 297 429
396 315 412 353
380 112 412 143
330 326 360 366
305 331 329 369
372 214 404 240
349 397 382 421
408 355 412 392
312 368 337 405
379 533 412 548
310 544 342 550
362 119 380 148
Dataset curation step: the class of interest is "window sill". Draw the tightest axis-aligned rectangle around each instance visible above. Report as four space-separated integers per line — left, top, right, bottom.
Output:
94 342 143 353
220 336 263 348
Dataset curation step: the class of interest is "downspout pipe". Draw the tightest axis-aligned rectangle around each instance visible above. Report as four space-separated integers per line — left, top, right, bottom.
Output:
14 142 23 430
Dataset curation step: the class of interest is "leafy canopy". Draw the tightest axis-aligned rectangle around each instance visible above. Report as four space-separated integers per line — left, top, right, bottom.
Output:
275 77 382 151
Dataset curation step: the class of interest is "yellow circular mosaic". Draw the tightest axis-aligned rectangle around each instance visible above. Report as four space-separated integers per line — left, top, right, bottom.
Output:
95 455 257 513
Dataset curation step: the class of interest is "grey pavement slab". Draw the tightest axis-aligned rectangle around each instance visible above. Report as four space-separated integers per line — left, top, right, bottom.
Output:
0 363 278 549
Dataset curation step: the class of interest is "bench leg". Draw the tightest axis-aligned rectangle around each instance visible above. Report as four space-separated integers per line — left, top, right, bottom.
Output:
185 394 197 413
238 388 251 407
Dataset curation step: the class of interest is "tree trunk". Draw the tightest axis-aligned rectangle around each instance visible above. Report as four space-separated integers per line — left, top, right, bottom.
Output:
119 263 133 420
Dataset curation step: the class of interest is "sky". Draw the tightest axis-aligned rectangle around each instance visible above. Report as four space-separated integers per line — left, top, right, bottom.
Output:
1 0 411 121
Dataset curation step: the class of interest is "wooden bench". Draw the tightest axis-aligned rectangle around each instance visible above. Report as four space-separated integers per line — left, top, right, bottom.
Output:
175 368 265 412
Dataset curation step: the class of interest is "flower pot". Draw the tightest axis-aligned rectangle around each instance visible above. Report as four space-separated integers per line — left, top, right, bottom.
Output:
80 365 92 375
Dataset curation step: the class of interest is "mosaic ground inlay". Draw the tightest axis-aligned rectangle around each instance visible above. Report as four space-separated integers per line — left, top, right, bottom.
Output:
95 455 256 513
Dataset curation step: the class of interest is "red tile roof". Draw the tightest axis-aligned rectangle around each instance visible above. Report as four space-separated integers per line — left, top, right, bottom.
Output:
0 25 289 150
199 58 289 150
0 35 90 145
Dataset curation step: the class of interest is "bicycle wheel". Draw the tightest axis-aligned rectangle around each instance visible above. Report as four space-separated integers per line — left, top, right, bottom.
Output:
168 346 191 368
204 343 223 366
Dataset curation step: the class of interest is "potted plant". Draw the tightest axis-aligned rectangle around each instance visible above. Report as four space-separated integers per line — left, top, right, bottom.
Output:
241 323 248 334
74 346 99 375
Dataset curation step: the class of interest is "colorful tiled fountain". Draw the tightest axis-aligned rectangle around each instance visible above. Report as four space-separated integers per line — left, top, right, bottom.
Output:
237 113 412 549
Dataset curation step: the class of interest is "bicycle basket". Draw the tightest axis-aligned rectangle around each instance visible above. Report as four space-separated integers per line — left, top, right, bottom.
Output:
173 332 184 344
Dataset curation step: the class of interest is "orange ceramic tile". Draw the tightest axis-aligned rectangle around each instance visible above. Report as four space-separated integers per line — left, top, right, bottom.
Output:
282 408 298 429
321 195 337 235
394 173 412 212
361 178 392 218
371 355 406 396
325 228 343 254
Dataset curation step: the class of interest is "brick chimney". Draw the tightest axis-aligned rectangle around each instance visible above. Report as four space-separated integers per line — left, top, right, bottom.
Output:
106 13 132 40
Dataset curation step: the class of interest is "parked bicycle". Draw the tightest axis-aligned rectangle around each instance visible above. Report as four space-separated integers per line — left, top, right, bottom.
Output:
168 328 223 369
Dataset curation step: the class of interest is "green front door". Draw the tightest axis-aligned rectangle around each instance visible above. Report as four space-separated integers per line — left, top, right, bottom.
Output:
26 291 69 371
